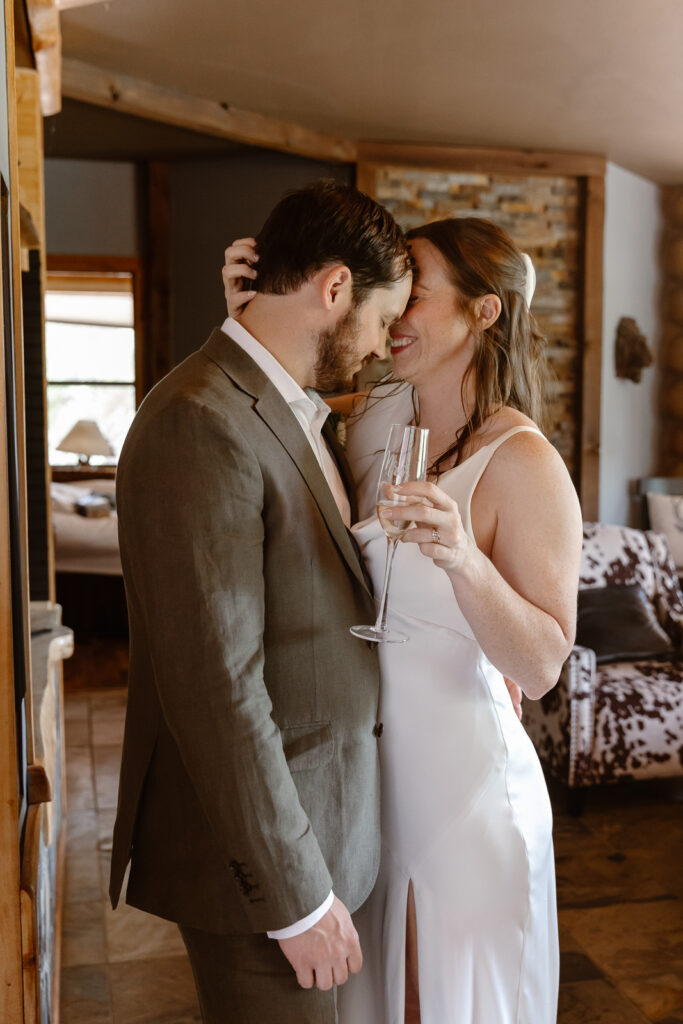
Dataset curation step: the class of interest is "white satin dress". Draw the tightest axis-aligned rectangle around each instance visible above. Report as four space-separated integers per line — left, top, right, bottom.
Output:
338 384 559 1024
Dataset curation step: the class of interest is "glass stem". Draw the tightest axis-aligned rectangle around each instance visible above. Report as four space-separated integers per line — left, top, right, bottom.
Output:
375 537 399 632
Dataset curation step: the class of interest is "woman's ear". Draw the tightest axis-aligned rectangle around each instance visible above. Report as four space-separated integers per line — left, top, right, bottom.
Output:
475 293 502 331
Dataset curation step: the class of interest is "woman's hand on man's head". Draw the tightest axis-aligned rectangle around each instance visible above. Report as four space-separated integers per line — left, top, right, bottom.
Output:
222 237 259 318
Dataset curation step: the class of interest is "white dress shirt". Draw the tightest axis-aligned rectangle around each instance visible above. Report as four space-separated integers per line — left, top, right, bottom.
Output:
222 318 350 527
220 318 342 938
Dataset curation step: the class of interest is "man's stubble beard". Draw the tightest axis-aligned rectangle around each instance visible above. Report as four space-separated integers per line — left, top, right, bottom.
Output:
313 305 363 393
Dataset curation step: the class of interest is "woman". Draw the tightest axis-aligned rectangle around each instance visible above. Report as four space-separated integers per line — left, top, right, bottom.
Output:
224 217 582 1024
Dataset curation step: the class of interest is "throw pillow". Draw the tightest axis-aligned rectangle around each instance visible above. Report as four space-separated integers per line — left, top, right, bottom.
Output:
577 583 675 664
647 492 683 569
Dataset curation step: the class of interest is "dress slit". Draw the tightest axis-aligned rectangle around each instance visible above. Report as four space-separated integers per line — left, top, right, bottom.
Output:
404 879 421 1024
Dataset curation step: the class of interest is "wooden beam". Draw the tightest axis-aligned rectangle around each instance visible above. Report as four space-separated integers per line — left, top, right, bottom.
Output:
61 58 358 164
578 174 605 521
357 141 606 179
24 0 61 115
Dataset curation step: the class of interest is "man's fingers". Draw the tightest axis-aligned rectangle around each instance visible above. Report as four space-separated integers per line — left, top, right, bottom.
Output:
347 942 363 975
332 960 349 986
314 967 334 991
295 966 315 990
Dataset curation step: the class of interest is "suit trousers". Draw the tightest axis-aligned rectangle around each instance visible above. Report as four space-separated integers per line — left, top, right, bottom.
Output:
179 924 337 1023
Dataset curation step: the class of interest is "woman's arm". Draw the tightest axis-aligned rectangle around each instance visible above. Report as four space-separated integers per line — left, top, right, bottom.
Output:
389 434 582 699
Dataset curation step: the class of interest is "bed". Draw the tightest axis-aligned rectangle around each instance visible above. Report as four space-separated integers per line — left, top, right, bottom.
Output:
51 478 128 635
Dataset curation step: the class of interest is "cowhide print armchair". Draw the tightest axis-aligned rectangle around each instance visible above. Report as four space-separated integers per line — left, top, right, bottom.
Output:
523 523 683 809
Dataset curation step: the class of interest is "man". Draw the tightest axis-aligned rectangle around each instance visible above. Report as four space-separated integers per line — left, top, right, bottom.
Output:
109 181 413 1022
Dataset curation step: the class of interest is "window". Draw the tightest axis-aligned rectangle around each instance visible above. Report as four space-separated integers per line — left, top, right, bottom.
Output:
45 263 140 466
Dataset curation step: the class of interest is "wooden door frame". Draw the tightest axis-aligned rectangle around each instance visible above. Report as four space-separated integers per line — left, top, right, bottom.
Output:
355 143 606 519
1 0 28 1017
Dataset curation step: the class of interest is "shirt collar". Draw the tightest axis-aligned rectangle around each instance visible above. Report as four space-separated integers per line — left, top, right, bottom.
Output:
221 318 330 432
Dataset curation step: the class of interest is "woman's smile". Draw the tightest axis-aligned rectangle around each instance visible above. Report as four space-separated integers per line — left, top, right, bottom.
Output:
389 331 417 355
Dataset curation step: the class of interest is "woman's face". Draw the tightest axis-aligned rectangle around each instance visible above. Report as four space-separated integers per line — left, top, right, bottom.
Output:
389 238 475 388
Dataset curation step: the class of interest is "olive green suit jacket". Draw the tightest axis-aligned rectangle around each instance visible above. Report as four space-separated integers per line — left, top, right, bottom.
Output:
109 327 381 934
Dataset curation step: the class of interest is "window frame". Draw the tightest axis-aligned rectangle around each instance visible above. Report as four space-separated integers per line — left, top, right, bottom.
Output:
45 254 144 472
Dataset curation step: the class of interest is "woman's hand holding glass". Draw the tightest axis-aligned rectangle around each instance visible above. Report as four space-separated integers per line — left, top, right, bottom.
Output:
350 425 430 644
384 480 476 574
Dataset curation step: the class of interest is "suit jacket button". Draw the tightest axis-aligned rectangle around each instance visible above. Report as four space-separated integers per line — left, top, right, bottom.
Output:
373 722 384 738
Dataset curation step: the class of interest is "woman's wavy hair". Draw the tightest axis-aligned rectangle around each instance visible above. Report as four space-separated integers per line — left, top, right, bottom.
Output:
405 217 551 476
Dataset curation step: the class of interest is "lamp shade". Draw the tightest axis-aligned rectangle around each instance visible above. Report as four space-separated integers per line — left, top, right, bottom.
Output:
56 419 115 458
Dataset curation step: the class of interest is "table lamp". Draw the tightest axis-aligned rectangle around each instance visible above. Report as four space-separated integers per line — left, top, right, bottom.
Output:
56 419 115 465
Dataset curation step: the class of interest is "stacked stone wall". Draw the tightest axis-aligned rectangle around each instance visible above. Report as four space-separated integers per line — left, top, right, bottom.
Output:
374 166 582 479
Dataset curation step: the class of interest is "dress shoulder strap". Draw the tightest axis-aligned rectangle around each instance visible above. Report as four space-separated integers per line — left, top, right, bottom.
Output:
448 425 545 538
467 424 544 492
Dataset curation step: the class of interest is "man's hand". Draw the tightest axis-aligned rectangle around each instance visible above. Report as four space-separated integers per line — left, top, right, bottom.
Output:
278 895 362 991
504 677 523 721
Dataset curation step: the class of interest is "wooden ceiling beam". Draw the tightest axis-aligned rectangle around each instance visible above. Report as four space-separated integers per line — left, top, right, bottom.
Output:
61 58 358 164
356 140 606 178
24 0 61 115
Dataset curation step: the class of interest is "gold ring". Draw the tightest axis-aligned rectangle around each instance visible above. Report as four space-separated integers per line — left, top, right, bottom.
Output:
432 529 441 544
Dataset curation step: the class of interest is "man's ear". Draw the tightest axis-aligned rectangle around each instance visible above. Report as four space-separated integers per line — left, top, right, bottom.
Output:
475 293 502 331
320 265 353 311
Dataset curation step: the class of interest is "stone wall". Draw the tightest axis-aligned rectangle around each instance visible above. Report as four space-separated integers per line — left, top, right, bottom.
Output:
374 166 582 479
660 186 683 475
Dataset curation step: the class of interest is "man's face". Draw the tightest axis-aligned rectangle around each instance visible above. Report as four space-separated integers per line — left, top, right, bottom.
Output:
314 273 412 391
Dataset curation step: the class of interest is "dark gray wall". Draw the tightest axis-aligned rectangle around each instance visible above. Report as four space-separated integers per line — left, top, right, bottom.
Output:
169 151 353 364
45 158 140 256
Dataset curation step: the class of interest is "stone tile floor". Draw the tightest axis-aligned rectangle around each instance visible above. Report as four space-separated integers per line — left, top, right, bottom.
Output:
60 683 683 1023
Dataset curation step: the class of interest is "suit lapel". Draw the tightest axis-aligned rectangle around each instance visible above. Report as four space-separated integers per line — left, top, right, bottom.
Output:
202 328 371 597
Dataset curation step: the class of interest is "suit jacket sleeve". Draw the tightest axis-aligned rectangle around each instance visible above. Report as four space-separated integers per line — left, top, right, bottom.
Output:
117 396 334 932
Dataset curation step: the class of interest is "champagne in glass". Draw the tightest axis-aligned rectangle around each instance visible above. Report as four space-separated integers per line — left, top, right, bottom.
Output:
376 500 411 539
351 424 429 644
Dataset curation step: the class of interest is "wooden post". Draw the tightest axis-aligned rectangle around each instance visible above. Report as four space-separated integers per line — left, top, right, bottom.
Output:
7 20 34 771
1 0 27 1017
16 67 54 602
144 162 172 389
579 175 606 521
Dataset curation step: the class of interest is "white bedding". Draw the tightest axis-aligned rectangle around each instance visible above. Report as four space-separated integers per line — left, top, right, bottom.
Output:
51 479 122 576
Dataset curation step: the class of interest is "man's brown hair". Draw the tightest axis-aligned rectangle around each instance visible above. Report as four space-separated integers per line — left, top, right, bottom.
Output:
255 181 411 303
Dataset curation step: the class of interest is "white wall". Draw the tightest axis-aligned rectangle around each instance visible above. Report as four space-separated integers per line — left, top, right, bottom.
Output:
44 159 139 256
599 162 661 525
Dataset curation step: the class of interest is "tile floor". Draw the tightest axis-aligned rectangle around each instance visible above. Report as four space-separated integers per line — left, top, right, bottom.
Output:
60 684 683 1023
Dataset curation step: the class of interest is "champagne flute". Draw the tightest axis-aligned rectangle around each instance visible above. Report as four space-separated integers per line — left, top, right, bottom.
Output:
351 424 429 644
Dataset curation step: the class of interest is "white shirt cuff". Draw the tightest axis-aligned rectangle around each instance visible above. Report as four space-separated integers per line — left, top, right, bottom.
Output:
266 890 334 939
